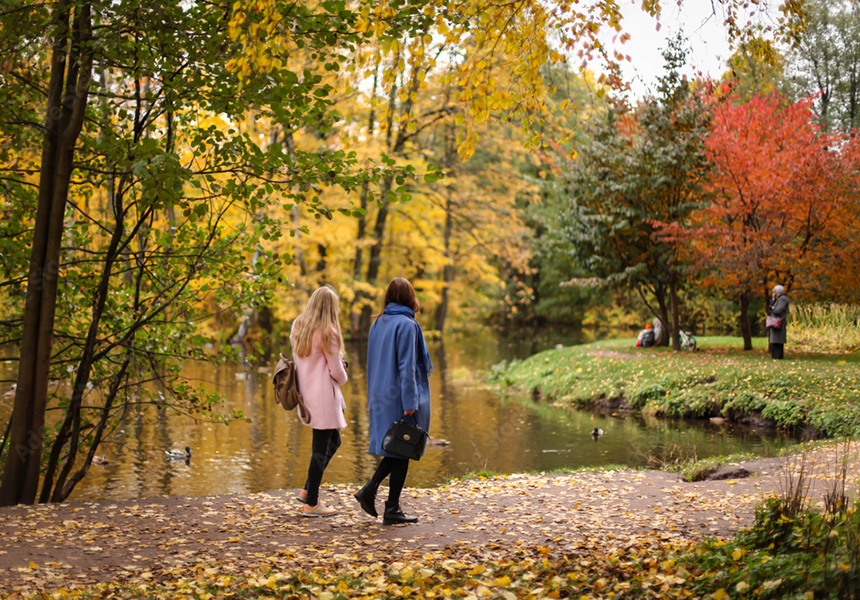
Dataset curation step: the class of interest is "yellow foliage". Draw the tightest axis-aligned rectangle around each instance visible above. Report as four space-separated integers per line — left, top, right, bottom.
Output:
201 0 623 334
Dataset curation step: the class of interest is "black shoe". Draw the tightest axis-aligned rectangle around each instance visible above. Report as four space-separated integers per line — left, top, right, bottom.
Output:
354 481 379 517
383 501 418 525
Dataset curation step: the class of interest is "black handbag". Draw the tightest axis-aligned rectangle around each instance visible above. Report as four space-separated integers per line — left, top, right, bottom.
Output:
381 415 427 461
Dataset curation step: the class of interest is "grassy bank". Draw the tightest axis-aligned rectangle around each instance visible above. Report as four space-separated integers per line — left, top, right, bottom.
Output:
488 337 860 438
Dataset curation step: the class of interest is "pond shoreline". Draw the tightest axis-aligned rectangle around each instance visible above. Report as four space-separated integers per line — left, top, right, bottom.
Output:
490 337 860 440
579 392 797 435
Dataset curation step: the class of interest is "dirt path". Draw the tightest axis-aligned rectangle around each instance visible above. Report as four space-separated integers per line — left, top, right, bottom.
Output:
1 443 858 597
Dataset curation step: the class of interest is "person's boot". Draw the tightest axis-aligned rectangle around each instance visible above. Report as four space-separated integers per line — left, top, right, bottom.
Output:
383 500 418 525
353 481 379 517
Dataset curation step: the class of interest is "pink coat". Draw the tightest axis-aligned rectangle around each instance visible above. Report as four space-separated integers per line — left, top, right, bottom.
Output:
290 325 348 430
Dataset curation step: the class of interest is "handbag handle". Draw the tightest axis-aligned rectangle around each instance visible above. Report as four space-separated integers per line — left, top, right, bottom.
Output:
402 412 418 426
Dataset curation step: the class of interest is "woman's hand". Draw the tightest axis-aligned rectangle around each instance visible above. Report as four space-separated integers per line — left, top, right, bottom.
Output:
403 409 416 416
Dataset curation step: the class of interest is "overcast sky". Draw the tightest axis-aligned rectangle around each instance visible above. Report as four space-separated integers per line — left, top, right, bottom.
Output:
601 1 737 98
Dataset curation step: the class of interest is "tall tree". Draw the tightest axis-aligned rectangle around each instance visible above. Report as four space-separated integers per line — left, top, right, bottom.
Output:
557 38 713 349
0 0 93 505
723 36 788 101
0 0 417 505
679 92 860 349
788 0 860 131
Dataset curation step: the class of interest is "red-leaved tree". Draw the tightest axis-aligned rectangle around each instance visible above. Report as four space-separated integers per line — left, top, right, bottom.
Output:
674 91 860 349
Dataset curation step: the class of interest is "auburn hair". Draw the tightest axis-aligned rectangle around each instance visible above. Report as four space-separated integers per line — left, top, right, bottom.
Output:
291 285 345 358
375 277 419 321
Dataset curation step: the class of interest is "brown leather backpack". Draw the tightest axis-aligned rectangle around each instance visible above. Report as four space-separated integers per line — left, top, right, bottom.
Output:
272 353 311 424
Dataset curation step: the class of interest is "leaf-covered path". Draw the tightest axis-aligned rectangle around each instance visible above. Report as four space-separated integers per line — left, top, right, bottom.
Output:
1 444 857 597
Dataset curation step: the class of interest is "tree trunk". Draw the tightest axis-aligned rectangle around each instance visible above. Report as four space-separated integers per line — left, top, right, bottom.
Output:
656 291 670 347
738 291 753 351
0 0 92 506
669 275 681 351
358 62 421 336
435 189 453 333
358 77 400 335
229 249 262 346
350 74 377 339
365 178 393 288
229 127 280 346
316 244 327 273
54 349 132 502
358 173 393 333
40 173 129 503
283 129 306 276
637 284 670 347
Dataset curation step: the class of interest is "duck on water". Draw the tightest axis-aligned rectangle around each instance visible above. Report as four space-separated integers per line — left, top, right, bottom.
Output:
165 446 191 461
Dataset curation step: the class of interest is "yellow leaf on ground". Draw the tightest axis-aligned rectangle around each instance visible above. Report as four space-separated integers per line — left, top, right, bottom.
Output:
762 579 783 590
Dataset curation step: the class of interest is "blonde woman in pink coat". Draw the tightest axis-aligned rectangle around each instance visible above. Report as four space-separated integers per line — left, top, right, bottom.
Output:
290 285 349 516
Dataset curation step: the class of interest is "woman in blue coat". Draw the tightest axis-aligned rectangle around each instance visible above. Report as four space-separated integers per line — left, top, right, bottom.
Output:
354 277 432 525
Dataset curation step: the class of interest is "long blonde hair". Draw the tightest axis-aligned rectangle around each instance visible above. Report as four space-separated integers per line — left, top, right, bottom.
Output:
291 286 345 358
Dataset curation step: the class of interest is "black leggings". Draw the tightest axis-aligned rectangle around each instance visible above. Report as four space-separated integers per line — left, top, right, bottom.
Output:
369 456 410 505
771 343 784 360
305 429 341 506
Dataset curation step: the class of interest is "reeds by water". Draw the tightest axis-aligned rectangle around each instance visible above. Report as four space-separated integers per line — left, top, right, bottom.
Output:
790 303 860 354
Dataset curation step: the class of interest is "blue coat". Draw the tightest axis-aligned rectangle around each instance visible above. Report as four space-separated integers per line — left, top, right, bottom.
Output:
366 303 433 457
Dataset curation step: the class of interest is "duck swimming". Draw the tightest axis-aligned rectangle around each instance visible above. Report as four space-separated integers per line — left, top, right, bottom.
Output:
165 446 191 460
427 437 450 446
591 428 604 439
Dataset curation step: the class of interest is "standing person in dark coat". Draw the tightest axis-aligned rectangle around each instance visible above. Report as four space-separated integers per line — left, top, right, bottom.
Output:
354 277 433 525
768 285 790 360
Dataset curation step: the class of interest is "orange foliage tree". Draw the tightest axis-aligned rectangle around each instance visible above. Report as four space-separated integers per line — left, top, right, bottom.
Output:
679 91 860 349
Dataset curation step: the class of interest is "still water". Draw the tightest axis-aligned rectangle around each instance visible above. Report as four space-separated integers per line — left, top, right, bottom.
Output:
0 328 795 502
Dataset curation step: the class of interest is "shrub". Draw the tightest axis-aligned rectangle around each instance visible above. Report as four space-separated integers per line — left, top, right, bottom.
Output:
629 383 667 409
761 399 807 429
662 386 720 418
487 359 517 386
685 496 860 599
723 389 767 414
683 442 860 599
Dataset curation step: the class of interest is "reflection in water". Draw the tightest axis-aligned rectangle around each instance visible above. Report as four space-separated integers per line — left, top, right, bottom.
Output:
0 328 796 502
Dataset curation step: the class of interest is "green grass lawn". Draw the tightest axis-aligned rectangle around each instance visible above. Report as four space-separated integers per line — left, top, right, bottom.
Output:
489 336 860 438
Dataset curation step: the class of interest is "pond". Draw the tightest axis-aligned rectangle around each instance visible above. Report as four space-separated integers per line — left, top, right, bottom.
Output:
0 327 797 502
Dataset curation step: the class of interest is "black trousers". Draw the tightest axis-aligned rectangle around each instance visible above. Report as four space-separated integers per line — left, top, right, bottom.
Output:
305 429 341 506
771 343 784 360
369 456 410 505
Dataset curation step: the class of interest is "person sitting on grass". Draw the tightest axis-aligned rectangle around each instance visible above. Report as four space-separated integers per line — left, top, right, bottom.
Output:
635 324 655 348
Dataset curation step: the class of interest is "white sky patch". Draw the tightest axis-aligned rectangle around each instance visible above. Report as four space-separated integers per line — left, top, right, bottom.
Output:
599 1 735 98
